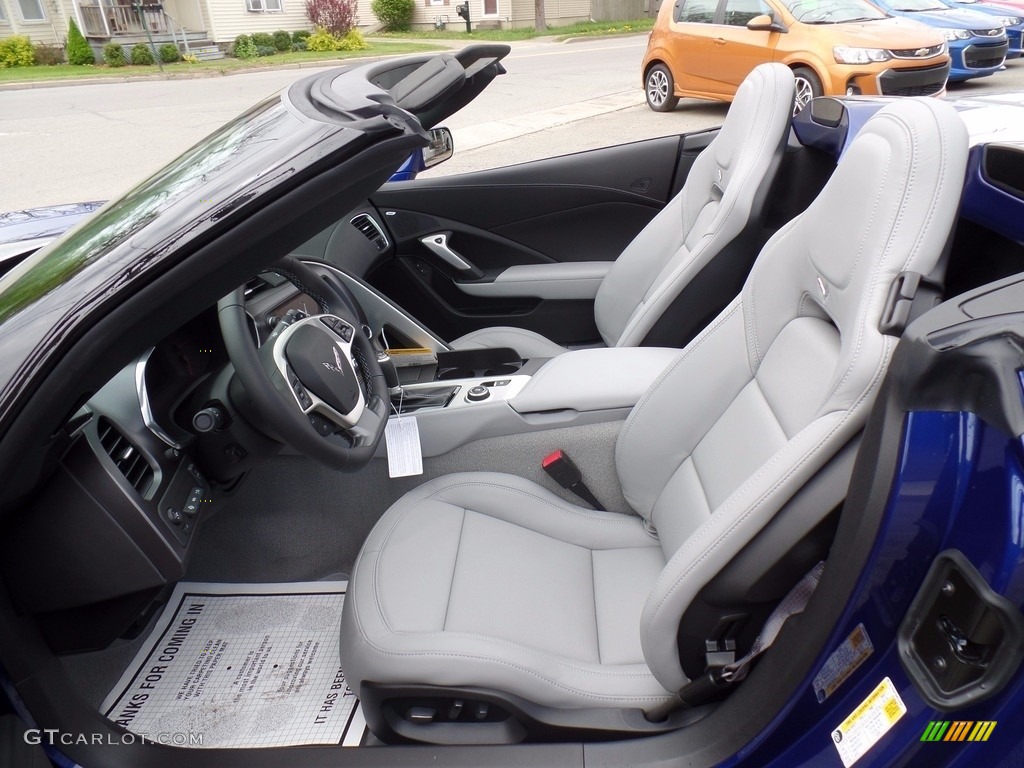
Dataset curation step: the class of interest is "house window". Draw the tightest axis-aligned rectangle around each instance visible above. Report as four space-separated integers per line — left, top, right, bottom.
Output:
246 0 282 12
0 2 8 22
17 0 45 20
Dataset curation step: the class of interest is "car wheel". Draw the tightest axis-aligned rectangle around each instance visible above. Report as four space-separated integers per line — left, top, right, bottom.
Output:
792 67 822 115
645 64 680 112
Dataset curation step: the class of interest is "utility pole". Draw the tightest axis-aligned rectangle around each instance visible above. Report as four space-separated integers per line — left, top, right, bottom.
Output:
534 0 545 30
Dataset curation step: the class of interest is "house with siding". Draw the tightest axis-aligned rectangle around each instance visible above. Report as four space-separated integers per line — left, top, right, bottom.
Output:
0 0 312 53
0 0 639 54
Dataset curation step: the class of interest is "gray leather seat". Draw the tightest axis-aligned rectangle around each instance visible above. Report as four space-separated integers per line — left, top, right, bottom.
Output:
449 63 796 358
340 99 968 736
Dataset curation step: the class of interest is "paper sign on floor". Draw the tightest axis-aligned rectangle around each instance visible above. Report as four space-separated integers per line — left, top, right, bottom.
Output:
101 581 366 748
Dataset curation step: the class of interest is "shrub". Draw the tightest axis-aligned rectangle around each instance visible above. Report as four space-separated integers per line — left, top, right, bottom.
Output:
66 19 94 65
306 26 368 51
159 43 181 62
337 28 368 50
182 52 199 63
305 0 357 36
273 29 292 50
34 43 66 66
306 26 339 51
0 36 35 69
291 39 308 50
292 29 311 41
251 32 275 48
103 42 125 67
255 44 276 56
371 0 413 31
130 42 155 65
233 34 257 58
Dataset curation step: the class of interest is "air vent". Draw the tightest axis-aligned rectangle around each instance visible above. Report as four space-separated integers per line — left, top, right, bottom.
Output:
350 213 389 252
97 417 155 496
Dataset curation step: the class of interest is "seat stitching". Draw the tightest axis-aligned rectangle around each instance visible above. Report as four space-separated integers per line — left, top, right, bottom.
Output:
441 507 467 632
591 550 601 665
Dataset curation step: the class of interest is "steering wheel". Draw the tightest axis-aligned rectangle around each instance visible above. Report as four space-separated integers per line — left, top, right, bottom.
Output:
218 256 389 471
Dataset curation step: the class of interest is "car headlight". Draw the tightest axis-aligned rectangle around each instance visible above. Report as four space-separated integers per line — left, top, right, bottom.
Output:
1000 16 1020 26
833 46 893 64
943 28 972 40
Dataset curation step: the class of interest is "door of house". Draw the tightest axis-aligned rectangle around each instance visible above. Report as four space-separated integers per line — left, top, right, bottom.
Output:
483 0 497 15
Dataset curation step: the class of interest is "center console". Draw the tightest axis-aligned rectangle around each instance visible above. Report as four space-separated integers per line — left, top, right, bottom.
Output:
379 345 680 457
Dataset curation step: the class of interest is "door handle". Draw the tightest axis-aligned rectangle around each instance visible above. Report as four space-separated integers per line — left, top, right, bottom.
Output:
714 37 726 45
420 233 484 279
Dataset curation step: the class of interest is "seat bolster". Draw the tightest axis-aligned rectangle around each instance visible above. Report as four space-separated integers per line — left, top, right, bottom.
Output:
616 297 751 520
448 327 571 358
639 412 852 692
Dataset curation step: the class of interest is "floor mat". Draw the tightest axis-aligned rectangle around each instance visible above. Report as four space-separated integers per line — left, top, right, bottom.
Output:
100 581 366 748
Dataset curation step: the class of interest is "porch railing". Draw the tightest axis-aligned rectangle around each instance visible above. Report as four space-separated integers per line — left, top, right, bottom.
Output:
79 3 173 37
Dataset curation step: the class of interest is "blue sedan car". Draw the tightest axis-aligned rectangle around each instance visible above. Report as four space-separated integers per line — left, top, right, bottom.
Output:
870 0 1009 78
942 0 1024 55
3 53 1024 768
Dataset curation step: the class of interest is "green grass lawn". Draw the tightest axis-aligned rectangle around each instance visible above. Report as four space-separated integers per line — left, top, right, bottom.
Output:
370 17 654 42
0 43 442 84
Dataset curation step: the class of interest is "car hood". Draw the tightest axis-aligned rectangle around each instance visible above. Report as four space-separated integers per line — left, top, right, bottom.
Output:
827 16 947 46
887 5 1006 28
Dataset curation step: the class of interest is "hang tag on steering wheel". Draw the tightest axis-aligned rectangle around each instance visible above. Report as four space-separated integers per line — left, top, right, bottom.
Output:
385 415 423 478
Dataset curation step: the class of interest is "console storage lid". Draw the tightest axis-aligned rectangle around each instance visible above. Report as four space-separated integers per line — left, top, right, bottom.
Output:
510 347 679 414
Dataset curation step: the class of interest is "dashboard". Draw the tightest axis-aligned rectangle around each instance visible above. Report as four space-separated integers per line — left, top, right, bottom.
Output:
0 277 315 654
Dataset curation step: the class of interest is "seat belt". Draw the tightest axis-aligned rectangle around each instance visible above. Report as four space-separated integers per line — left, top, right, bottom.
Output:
647 561 825 721
720 560 825 683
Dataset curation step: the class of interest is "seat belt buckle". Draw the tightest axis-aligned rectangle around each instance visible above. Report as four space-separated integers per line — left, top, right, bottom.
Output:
541 450 604 511
542 449 581 486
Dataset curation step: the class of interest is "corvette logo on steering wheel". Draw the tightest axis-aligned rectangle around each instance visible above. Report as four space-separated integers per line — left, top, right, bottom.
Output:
322 346 346 375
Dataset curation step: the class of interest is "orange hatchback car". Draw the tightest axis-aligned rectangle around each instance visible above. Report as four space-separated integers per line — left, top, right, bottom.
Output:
642 0 952 112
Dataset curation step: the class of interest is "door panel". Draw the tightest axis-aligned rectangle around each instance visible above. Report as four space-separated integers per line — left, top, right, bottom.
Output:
364 134 711 346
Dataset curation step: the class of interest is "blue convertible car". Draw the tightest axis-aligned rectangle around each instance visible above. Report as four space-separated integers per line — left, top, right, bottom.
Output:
1 52 1023 768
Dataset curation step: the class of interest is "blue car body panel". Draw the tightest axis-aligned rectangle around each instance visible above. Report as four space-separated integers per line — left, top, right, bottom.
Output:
869 1 1009 78
728 410 1024 766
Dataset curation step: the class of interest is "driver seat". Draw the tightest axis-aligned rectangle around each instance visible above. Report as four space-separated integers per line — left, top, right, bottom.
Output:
448 62 796 358
339 99 968 741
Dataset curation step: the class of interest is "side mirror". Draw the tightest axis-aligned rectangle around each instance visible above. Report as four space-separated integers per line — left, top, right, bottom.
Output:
422 127 454 169
746 13 785 31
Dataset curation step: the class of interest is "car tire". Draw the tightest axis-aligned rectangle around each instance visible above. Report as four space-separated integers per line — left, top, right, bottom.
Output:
645 64 680 112
792 67 822 115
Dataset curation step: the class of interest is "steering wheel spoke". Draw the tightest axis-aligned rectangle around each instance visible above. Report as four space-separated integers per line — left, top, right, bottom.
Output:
218 256 390 471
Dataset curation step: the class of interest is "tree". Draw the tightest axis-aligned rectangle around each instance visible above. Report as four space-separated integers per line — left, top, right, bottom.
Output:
305 0 358 36
534 0 546 31
67 18 95 65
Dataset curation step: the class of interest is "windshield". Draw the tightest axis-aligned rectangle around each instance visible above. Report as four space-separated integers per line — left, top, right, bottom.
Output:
886 0 948 11
782 0 888 22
